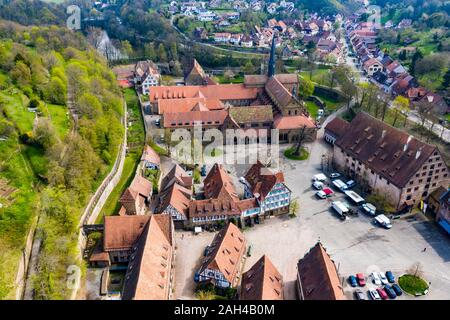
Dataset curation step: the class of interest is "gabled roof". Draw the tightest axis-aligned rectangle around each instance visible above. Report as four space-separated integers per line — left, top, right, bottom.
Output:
161 163 193 191
229 106 273 124
199 222 246 285
122 215 173 300
265 76 294 107
103 215 151 251
120 176 152 202
141 145 160 165
297 242 345 300
324 117 349 138
204 163 239 201
241 255 284 300
163 110 228 128
334 112 437 188
273 115 316 130
159 182 192 217
244 161 285 201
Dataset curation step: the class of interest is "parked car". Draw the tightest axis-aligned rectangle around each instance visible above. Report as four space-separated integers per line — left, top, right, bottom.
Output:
371 272 382 285
369 289 381 300
354 289 366 300
361 203 376 216
194 272 199 282
384 285 397 299
330 172 341 179
346 180 356 188
385 271 395 283
379 272 389 285
377 287 389 300
316 190 327 199
348 275 358 287
312 181 324 190
155 118 161 127
356 273 366 286
392 283 403 296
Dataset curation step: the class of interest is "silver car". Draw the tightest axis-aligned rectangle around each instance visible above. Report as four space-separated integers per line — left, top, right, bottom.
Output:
371 272 382 285
369 289 381 300
379 272 389 285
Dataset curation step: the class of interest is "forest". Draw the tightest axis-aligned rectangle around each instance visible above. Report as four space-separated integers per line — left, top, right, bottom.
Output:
0 20 124 299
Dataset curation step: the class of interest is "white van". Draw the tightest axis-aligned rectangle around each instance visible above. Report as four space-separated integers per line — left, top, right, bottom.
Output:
374 214 392 229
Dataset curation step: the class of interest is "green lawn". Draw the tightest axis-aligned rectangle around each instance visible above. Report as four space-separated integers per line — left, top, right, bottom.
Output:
97 88 145 222
398 274 429 295
0 91 34 134
213 75 244 84
314 92 344 113
284 147 310 160
44 104 70 139
305 100 320 118
299 69 330 84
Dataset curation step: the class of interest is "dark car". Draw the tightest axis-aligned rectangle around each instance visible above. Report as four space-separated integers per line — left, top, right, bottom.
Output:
194 272 199 282
354 289 366 300
392 283 403 296
155 118 161 127
386 271 395 283
377 287 389 300
384 285 397 299
348 275 358 287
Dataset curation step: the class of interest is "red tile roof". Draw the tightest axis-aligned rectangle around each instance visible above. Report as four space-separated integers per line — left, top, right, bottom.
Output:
244 161 285 201
141 145 160 165
273 115 316 130
163 110 228 128
159 182 192 218
122 215 173 300
335 112 437 188
297 242 345 300
241 255 284 300
324 117 349 139
199 222 246 286
103 215 151 251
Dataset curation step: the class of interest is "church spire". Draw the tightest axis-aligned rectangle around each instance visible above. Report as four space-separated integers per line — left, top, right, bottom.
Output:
268 33 276 77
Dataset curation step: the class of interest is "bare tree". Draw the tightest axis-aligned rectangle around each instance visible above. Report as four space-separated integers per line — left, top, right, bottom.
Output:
293 125 307 156
406 262 424 278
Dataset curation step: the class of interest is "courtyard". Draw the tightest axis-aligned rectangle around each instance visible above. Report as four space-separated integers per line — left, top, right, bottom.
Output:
173 117 450 300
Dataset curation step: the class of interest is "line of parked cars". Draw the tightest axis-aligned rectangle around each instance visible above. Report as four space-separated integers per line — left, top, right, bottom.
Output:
349 271 403 300
312 172 392 228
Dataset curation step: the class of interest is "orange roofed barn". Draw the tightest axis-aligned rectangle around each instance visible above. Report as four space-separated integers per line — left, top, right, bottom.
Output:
240 255 284 300
197 222 246 289
89 215 175 300
296 242 345 300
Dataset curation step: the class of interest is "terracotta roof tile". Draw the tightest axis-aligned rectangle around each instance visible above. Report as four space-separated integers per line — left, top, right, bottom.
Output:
244 161 284 201
199 222 246 285
241 255 283 300
122 215 173 300
141 145 161 165
103 215 151 251
297 242 345 300
273 115 316 130
335 112 437 188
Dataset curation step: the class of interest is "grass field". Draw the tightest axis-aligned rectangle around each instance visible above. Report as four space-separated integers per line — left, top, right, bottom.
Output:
305 100 320 118
97 88 145 222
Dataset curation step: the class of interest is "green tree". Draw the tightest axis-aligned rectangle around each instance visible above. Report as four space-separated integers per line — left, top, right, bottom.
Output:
392 96 410 127
157 43 168 62
298 77 315 98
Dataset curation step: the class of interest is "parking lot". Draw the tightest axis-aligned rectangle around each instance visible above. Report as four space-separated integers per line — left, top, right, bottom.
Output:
173 120 450 300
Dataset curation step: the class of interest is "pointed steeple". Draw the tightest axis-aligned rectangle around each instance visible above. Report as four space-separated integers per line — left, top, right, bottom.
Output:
268 33 276 77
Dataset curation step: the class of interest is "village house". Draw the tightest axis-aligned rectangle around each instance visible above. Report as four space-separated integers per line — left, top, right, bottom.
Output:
160 163 193 192
184 59 217 86
197 11 216 21
325 112 450 211
134 60 160 95
363 58 383 76
240 35 253 47
297 242 346 300
240 255 284 300
230 33 243 45
187 163 261 228
196 222 246 289
141 145 160 170
119 175 153 216
159 182 192 229
214 32 232 43
242 161 291 217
